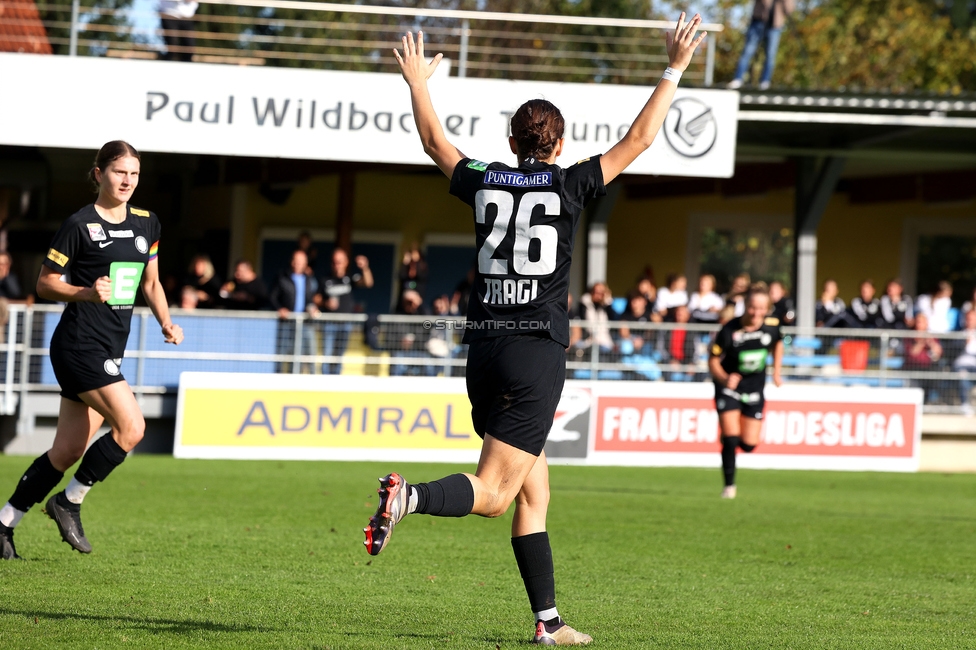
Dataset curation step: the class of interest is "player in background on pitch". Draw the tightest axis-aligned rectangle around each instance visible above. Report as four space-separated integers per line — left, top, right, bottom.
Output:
709 282 783 499
0 141 183 559
363 14 705 646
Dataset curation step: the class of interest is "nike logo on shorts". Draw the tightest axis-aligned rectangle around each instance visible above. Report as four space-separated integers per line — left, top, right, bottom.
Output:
99 241 114 248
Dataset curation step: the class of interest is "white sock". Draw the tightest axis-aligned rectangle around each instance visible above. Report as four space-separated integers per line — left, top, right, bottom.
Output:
0 502 25 528
535 607 559 623
64 477 92 505
407 486 418 514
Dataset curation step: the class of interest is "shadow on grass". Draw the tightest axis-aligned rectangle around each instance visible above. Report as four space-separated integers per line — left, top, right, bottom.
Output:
0 608 272 635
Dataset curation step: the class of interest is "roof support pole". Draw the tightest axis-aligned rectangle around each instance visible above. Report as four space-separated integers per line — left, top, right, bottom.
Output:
794 156 845 332
69 0 80 56
335 171 355 254
584 183 621 288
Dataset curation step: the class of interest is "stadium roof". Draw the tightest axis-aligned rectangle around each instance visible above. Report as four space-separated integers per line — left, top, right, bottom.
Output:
735 89 976 171
0 0 51 55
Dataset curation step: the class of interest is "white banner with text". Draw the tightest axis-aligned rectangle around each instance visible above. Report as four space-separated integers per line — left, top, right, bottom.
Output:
0 54 737 177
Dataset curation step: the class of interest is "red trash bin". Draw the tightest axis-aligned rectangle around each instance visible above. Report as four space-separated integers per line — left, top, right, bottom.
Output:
839 340 869 371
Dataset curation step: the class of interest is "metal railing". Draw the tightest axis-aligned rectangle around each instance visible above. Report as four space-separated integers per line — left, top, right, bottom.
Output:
3 304 975 416
9 0 722 85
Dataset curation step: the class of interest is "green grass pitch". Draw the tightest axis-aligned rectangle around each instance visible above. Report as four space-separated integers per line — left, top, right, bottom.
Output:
0 455 973 649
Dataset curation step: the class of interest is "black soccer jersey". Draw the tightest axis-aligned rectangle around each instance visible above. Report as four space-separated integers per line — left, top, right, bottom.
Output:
711 316 782 381
43 204 161 358
449 156 606 346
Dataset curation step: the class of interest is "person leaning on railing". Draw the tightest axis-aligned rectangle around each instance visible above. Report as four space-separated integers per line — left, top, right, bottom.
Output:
269 249 319 373
953 309 976 416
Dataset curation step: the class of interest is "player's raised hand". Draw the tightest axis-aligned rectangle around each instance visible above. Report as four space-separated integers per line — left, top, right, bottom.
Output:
162 322 184 345
89 276 112 303
393 31 444 87
665 12 707 72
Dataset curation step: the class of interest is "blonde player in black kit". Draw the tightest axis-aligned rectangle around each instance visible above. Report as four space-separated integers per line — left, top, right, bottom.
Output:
363 15 705 646
709 283 783 500
0 141 183 559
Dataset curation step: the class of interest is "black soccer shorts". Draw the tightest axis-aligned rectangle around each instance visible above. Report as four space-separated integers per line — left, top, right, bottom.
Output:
714 382 766 420
49 337 126 402
465 334 566 456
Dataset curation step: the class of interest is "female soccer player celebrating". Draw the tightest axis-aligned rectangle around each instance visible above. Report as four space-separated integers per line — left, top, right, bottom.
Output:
709 282 783 499
0 141 183 559
364 15 705 645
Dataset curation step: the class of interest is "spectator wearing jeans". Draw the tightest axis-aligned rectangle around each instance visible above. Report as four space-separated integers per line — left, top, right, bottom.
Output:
953 310 976 416
848 279 883 329
916 281 955 334
728 0 796 90
158 0 198 62
688 274 724 323
270 250 320 373
318 249 373 375
881 279 914 330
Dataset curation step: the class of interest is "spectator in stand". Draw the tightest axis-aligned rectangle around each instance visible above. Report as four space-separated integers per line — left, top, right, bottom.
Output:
296 231 319 277
848 279 883 328
654 273 688 320
396 289 430 316
184 254 221 309
269 250 319 373
880 278 914 330
426 294 455 363
816 279 849 328
158 0 198 62
903 314 943 370
318 249 373 375
636 277 658 314
398 244 428 304
725 272 751 318
953 309 976 416
178 285 198 311
451 262 476 315
619 290 654 355
959 287 976 320
662 304 697 380
0 253 22 300
220 260 268 310
577 282 615 353
727 0 797 91
916 281 955 334
688 274 723 323
768 281 795 325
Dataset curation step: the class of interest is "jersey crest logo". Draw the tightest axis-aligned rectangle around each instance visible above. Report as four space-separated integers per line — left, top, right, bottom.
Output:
47 248 68 266
87 223 106 241
130 207 150 217
135 236 149 254
484 170 552 188
466 160 488 172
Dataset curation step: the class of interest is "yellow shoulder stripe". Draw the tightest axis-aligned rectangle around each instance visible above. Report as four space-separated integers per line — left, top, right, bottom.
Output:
130 207 150 217
711 344 723 356
47 248 68 266
765 317 780 326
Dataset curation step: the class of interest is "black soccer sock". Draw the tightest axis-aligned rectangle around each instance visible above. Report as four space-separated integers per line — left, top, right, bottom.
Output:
74 434 128 487
411 474 474 517
512 532 557 616
721 436 741 487
8 453 64 512
739 441 757 453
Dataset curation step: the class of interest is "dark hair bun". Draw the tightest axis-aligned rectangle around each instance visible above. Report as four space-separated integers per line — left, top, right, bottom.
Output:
510 100 565 162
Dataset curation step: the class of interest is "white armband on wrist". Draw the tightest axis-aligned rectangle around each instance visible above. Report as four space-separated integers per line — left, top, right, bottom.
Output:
662 67 682 84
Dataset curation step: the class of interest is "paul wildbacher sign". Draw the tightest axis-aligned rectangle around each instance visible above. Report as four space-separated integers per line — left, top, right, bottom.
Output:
145 93 636 142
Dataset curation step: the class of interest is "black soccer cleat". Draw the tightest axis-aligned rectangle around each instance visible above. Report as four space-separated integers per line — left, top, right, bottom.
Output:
0 522 21 560
45 492 92 554
363 473 410 556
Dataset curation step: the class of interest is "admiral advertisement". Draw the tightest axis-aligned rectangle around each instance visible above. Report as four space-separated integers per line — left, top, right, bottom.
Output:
175 373 922 472
0 53 737 178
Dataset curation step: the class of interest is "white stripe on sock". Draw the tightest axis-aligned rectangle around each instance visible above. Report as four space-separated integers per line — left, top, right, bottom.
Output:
64 477 92 504
0 502 25 528
534 607 559 622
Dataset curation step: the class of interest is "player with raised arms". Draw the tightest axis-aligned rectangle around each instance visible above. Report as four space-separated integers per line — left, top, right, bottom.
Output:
709 282 783 499
0 141 183 559
363 14 705 645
